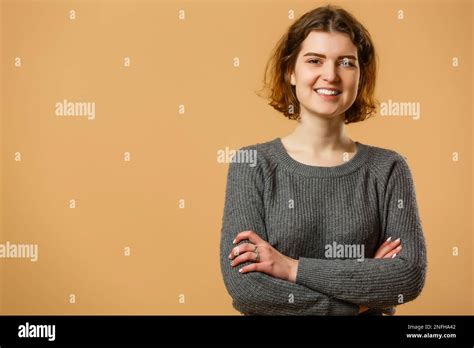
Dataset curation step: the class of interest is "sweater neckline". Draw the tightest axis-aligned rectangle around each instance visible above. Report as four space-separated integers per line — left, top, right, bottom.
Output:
268 137 370 178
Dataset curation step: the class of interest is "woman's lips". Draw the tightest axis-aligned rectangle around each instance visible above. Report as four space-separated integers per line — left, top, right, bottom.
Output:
314 89 342 100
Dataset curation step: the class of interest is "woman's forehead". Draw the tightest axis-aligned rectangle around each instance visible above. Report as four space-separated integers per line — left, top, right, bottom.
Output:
300 31 357 56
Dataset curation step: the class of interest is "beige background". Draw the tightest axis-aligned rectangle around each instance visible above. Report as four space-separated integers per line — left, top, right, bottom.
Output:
1 0 472 315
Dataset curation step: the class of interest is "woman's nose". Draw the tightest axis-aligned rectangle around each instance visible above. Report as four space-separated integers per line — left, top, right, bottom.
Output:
321 62 339 82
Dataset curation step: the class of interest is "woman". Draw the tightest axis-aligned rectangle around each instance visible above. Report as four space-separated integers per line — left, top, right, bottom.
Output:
220 5 427 316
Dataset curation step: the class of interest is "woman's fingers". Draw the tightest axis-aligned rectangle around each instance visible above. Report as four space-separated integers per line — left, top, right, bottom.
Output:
230 249 258 267
379 236 394 249
373 240 390 258
233 230 263 246
384 245 402 259
374 237 401 259
228 242 260 267
228 243 256 260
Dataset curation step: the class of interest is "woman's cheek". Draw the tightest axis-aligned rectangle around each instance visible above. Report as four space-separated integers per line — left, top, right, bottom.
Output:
347 88 358 105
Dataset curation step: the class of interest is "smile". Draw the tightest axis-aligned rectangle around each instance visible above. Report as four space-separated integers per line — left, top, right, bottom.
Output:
314 89 342 100
314 88 342 96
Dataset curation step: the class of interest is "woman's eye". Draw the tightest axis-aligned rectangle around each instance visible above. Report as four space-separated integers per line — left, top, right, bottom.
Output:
307 59 355 67
339 60 355 67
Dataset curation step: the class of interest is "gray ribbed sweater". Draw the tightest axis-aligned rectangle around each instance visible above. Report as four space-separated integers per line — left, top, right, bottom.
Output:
219 137 427 315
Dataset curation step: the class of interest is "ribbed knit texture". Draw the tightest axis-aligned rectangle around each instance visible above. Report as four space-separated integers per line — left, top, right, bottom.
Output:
219 137 427 316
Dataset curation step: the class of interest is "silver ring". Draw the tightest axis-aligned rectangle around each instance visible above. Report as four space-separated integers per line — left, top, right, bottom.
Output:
254 246 260 262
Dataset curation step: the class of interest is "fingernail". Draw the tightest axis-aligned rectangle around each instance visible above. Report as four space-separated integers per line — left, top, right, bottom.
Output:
392 253 397 258
238 268 243 273
394 238 400 243
228 253 232 259
232 239 236 244
386 237 392 242
396 246 402 250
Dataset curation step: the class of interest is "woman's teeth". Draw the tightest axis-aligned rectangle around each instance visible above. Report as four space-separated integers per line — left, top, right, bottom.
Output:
315 88 341 96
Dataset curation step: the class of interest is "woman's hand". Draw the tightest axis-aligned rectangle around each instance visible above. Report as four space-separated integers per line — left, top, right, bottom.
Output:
228 230 299 283
229 231 402 314
374 236 402 259
359 237 403 314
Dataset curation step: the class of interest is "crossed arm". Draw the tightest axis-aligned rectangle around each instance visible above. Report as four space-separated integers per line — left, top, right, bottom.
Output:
226 230 403 314
220 155 426 315
221 224 361 315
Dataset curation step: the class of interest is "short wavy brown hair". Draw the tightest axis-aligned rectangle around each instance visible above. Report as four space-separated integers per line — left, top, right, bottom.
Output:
257 5 378 124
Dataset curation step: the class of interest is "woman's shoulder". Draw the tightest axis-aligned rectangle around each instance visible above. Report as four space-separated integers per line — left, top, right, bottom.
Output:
237 137 278 151
365 142 407 161
363 142 415 178
231 138 280 175
235 137 280 157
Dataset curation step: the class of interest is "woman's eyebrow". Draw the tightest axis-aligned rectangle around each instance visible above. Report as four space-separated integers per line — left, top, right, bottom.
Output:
303 52 357 60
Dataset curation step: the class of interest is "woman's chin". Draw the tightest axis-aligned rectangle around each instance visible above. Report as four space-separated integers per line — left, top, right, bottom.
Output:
306 109 343 119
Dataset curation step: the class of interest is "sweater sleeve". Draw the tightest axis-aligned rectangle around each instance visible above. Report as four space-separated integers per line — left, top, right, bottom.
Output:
295 154 427 309
219 147 360 315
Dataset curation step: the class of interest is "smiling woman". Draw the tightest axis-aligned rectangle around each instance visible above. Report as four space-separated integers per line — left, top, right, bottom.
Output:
219 5 427 316
257 5 378 124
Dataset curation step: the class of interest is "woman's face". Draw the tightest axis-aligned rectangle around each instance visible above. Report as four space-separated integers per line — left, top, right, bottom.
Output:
290 30 360 120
